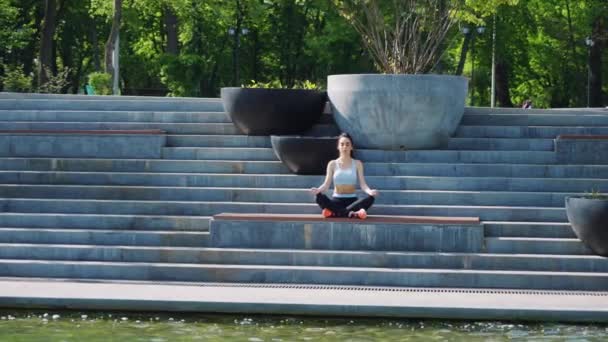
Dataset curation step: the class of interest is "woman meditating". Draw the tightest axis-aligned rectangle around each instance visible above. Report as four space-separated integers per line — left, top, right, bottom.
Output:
310 132 379 219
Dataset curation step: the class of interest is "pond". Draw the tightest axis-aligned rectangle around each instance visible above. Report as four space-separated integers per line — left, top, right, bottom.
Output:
1 310 607 341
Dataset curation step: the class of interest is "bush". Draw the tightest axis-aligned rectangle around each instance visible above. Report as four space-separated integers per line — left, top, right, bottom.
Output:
38 67 71 94
246 79 322 90
88 72 113 95
0 64 33 92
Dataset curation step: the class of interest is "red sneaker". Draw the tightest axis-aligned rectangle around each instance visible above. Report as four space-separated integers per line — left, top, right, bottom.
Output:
355 209 367 220
322 208 334 218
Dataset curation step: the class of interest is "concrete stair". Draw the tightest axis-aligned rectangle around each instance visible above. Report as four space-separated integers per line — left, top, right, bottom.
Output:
0 92 607 293
0 184 585 207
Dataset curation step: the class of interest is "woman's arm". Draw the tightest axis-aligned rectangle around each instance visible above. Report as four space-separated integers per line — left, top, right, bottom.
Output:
356 160 378 197
310 160 335 195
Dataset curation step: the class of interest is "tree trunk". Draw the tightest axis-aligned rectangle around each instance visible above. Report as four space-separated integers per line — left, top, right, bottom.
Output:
164 6 179 55
495 60 513 107
38 0 57 87
105 0 122 82
455 33 472 76
589 16 603 107
252 29 259 81
91 20 101 71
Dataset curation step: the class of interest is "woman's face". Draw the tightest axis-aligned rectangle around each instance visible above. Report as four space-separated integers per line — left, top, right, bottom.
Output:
337 137 353 155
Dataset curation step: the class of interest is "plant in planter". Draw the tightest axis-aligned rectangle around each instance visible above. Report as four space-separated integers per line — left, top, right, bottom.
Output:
220 80 327 136
565 189 608 257
330 0 467 150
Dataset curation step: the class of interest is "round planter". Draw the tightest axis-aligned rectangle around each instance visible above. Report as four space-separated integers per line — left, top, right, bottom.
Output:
565 196 608 257
327 74 468 150
271 135 338 175
221 87 327 135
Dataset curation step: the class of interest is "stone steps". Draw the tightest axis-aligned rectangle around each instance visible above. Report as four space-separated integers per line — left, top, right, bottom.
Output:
3 158 608 178
168 136 556 150
445 137 554 151
2 171 605 192
0 94 605 300
162 147 557 163
0 184 582 207
462 113 608 126
0 92 223 102
0 214 573 239
166 135 272 148
0 122 338 136
464 106 608 115
0 99 225 112
455 125 608 138
0 198 567 221
0 212 211 230
484 222 575 238
0 244 605 272
0 259 605 290
0 227 209 247
0 110 232 123
485 237 591 255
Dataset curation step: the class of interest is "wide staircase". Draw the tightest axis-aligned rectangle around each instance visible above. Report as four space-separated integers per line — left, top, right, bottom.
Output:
0 92 607 292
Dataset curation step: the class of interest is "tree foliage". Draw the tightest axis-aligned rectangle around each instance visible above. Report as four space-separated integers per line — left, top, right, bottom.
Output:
0 0 605 107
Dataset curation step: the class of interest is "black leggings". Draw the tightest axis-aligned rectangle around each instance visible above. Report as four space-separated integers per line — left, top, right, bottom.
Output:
315 193 375 217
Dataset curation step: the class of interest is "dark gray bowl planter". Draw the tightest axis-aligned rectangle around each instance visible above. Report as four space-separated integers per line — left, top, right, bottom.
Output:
565 196 608 257
221 87 327 135
271 135 338 175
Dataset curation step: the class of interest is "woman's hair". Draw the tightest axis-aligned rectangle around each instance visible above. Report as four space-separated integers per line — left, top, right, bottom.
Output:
337 132 355 158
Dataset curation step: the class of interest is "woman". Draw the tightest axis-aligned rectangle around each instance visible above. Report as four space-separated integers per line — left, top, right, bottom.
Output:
310 133 378 219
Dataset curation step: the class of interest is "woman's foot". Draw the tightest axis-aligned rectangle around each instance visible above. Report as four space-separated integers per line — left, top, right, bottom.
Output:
348 209 367 219
322 208 334 218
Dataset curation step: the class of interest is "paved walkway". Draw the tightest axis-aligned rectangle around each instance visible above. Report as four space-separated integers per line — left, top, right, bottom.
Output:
0 278 607 322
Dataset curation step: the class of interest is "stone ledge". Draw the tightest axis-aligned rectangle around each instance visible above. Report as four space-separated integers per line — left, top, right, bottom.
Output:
555 135 608 164
213 213 480 225
211 213 483 252
556 134 608 140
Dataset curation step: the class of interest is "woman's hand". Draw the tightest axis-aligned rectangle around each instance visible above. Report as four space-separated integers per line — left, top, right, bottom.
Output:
366 189 379 197
310 187 322 195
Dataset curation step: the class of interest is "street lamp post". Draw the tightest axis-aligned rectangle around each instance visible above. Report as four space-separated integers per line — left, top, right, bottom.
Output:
229 27 249 86
490 14 496 108
463 26 485 106
585 36 595 108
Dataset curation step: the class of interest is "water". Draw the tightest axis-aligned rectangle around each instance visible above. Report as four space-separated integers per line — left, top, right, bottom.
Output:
0 310 606 341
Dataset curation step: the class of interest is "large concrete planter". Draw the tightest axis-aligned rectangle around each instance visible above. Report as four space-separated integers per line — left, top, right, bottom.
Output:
327 74 467 150
221 87 326 135
271 135 338 175
565 196 608 257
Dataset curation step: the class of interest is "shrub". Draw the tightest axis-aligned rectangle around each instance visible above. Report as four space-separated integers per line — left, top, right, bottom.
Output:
87 72 112 95
0 64 33 92
246 79 322 90
38 67 71 94
585 188 608 200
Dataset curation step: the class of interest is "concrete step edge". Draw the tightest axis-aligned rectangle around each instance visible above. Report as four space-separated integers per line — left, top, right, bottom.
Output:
1 243 603 259
0 197 568 210
5 170 602 181
0 258 607 276
0 227 209 235
486 237 581 242
0 184 587 195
